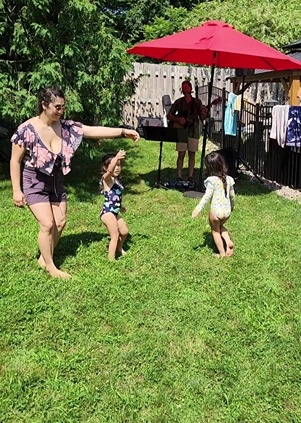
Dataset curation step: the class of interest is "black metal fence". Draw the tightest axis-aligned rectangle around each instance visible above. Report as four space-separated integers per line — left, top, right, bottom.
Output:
199 86 301 189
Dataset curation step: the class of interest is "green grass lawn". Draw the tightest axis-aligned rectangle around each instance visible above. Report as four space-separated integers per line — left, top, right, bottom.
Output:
0 138 301 422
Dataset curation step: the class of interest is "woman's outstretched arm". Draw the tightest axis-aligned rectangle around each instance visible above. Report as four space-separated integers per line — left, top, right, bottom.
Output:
82 125 139 142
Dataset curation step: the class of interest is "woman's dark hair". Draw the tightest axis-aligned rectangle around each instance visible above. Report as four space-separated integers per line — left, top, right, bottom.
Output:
205 151 228 196
38 87 65 114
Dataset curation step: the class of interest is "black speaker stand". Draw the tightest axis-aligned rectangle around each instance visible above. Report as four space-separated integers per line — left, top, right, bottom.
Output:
152 140 168 189
142 126 188 190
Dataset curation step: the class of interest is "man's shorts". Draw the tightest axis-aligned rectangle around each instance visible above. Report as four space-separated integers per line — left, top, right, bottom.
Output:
176 137 199 152
22 167 67 206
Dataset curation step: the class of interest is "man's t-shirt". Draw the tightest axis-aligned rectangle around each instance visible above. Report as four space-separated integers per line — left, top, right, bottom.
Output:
168 97 203 139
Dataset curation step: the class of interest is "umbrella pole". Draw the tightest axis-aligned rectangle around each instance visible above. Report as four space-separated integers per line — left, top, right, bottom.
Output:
198 63 215 191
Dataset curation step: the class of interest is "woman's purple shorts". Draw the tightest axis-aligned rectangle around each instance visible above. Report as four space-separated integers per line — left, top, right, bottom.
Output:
22 167 67 206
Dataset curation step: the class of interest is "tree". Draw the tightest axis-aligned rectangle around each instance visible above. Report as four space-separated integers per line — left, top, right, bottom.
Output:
1 0 300 128
98 0 209 44
141 0 301 51
0 0 135 127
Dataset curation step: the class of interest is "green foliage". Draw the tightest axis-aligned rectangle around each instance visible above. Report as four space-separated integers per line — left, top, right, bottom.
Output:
0 0 134 127
144 6 189 40
1 0 300 128
189 0 301 50
144 0 301 51
100 0 201 44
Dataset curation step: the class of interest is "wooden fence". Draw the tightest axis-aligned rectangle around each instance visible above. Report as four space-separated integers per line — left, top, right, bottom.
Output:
122 62 286 129
123 62 233 129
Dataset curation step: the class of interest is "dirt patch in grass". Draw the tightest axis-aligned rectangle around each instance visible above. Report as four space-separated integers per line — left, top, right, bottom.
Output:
255 177 301 202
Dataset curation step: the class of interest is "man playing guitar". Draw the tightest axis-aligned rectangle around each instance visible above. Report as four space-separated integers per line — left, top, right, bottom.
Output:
167 80 220 182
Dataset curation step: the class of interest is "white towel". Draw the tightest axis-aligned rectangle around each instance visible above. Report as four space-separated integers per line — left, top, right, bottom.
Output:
270 105 289 148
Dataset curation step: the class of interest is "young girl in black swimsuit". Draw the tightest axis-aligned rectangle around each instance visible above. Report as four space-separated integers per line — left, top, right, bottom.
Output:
100 150 128 260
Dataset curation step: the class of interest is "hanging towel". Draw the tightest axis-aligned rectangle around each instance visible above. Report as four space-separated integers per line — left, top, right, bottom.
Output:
270 105 289 148
224 92 237 136
233 94 242 112
286 106 301 147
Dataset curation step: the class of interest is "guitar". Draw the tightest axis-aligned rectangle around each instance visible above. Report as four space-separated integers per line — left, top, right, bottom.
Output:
169 96 222 129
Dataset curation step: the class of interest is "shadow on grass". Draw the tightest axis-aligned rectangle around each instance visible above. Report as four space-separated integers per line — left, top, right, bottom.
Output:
193 231 216 254
139 166 199 189
234 173 271 197
140 166 176 186
51 231 106 267
194 230 238 256
139 165 271 198
123 232 150 249
1 136 272 200
52 231 150 267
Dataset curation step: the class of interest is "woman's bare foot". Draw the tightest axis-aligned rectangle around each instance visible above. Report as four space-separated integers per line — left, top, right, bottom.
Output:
214 253 226 258
46 266 71 280
38 256 70 279
37 255 46 268
226 243 234 257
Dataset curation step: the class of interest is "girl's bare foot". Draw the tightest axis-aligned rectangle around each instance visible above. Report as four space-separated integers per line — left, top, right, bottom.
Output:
214 253 226 258
226 243 234 256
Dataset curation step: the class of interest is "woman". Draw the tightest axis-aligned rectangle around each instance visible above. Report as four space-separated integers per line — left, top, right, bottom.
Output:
10 86 139 279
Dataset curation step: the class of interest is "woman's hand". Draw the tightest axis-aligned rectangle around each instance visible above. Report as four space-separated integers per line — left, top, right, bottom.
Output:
123 129 140 142
13 189 26 207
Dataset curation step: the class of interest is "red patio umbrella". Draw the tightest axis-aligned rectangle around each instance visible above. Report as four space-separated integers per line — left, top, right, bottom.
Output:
127 20 301 70
127 20 301 189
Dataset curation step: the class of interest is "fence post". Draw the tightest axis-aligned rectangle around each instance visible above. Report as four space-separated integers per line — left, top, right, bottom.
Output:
253 103 263 174
221 87 226 149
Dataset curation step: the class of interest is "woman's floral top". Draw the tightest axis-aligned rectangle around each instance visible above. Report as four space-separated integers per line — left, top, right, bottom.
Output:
11 119 84 175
